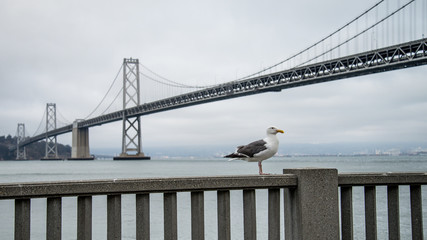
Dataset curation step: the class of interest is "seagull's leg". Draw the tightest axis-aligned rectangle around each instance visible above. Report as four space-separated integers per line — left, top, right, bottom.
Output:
258 161 270 175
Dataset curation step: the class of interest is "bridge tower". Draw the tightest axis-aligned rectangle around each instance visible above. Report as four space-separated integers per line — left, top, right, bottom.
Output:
43 103 60 160
16 123 26 160
114 58 150 160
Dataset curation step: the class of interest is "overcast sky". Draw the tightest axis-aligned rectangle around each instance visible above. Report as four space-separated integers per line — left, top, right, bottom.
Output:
1 0 426 154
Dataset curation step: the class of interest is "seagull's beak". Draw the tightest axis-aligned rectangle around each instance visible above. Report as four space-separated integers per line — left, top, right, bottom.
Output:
276 129 284 134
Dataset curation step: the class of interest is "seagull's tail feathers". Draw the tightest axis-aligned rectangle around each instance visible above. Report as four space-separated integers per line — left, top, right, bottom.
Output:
224 152 249 159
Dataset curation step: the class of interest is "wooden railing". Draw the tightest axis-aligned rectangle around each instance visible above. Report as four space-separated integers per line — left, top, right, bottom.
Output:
338 172 427 240
1 169 426 240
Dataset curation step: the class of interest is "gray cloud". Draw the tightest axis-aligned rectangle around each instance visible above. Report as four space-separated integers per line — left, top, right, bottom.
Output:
0 0 426 152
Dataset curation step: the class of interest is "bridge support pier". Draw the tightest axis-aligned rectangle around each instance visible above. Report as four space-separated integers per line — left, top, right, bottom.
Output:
69 120 94 160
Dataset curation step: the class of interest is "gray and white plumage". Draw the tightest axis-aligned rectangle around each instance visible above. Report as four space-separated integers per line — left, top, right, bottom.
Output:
224 126 284 175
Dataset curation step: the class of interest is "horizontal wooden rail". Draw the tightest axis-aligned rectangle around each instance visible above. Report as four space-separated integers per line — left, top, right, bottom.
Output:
338 172 427 240
0 175 297 199
338 172 427 186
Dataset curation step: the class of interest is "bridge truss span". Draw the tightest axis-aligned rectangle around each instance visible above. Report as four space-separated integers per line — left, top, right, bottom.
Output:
236 38 427 93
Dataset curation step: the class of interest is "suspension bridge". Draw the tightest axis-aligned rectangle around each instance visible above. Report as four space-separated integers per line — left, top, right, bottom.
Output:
12 0 427 160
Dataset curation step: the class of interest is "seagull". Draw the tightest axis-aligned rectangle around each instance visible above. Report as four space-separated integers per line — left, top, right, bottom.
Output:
224 126 284 175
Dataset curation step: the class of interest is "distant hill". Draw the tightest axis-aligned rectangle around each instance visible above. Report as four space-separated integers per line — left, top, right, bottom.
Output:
0 135 71 160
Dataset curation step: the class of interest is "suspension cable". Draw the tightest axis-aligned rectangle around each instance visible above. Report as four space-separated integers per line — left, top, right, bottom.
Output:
84 65 123 119
32 108 46 136
56 109 71 125
140 72 205 89
101 88 123 115
139 64 196 88
236 0 386 81
140 63 217 89
295 0 415 68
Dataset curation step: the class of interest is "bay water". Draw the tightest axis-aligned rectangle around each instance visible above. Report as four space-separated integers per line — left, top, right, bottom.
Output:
0 155 426 239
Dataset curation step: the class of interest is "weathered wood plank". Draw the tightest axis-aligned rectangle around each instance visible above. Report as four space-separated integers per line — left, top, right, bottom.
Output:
268 188 280 240
243 189 256 240
0 175 297 199
338 173 427 186
191 191 204 240
107 195 121 240
136 194 150 240
164 192 177 240
77 196 92 240
410 185 423 240
15 198 31 240
340 186 353 240
46 197 62 240
217 190 231 240
364 186 377 240
387 185 400 240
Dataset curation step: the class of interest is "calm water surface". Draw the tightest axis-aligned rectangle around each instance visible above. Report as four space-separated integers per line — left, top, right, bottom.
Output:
0 156 426 239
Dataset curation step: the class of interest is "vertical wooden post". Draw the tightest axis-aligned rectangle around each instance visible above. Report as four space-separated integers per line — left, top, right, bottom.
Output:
268 188 280 240
164 192 177 240
136 194 150 240
217 190 231 240
47 197 62 240
107 195 121 240
243 189 256 240
364 186 377 240
15 199 31 240
387 185 400 240
340 186 353 240
191 191 204 240
410 185 423 240
77 196 92 240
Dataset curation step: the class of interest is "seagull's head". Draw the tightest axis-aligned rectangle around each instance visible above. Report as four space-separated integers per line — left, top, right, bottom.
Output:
266 126 285 135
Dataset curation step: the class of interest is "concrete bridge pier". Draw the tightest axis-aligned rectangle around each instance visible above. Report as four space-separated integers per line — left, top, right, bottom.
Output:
69 120 94 160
